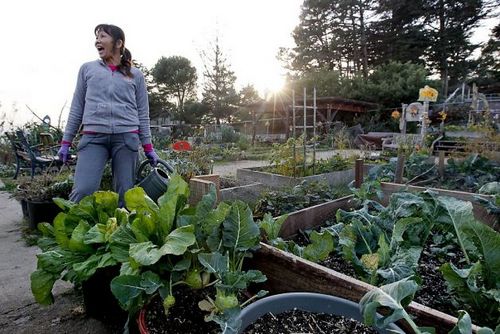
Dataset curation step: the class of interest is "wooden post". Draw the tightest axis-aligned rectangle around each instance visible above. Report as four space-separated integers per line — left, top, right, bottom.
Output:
395 154 405 184
303 87 307 177
355 159 364 188
438 151 445 180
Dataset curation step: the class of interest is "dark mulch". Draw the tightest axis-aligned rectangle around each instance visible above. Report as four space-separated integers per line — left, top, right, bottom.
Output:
293 228 463 316
243 308 379 334
143 287 220 334
413 239 463 314
220 177 240 189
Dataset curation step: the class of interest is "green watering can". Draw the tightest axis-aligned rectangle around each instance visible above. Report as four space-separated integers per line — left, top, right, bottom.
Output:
135 159 174 202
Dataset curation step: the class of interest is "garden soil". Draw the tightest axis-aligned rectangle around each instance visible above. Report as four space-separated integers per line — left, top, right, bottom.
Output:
0 149 355 333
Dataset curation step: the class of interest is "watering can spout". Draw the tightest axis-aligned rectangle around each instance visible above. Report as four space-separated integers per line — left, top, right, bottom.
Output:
135 159 174 202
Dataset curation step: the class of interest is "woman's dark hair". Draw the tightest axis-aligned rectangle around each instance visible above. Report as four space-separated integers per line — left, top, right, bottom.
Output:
94 24 133 77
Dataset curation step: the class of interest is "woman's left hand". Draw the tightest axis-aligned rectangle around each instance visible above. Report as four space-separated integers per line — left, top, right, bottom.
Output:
145 150 159 167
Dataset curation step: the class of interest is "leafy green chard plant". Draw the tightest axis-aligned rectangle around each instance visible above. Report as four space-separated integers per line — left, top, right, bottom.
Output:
110 176 267 332
31 174 267 332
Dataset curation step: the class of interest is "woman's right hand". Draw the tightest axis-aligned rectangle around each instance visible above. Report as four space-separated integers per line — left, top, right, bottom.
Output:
58 143 71 163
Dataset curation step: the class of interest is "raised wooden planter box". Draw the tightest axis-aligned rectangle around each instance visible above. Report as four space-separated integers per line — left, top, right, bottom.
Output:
236 166 357 189
250 243 476 334
220 182 268 205
248 188 495 333
380 182 498 231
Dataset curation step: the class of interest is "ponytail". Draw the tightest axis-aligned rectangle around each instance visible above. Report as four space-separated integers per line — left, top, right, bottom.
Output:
119 47 133 78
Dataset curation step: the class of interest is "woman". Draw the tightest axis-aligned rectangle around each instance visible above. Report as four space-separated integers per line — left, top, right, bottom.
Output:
58 24 159 204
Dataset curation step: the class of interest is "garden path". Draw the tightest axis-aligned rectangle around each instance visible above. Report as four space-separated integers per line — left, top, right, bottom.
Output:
213 149 362 177
0 180 109 333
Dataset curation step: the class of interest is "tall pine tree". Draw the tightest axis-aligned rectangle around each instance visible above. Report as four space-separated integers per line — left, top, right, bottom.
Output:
423 0 487 94
201 37 239 124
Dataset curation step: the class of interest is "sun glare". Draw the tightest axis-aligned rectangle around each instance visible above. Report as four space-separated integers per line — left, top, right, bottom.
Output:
255 67 286 98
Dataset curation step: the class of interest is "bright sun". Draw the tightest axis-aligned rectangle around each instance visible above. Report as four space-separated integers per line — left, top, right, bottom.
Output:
254 66 286 98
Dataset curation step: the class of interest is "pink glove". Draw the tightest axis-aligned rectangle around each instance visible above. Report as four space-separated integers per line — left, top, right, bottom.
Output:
58 142 71 164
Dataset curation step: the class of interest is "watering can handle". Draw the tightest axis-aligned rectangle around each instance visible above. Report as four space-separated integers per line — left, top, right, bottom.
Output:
136 159 174 182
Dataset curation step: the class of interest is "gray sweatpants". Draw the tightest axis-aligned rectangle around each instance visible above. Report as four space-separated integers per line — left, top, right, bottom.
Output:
69 133 140 205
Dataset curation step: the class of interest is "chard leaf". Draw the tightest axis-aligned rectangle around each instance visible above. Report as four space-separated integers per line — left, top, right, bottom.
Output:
159 225 196 255
68 195 97 223
53 213 69 249
377 246 422 283
392 217 429 248
94 191 119 216
131 215 155 241
37 223 54 237
130 226 195 266
110 274 144 310
114 207 130 225
201 202 231 237
388 192 431 219
436 196 477 264
36 248 85 275
222 201 260 252
140 271 162 294
109 224 138 262
198 252 229 274
303 230 334 262
360 277 424 330
53 197 76 212
157 174 189 239
84 223 106 244
460 220 500 288
130 241 163 266
68 220 93 253
258 213 287 240
125 187 159 213
72 253 116 281
30 269 57 305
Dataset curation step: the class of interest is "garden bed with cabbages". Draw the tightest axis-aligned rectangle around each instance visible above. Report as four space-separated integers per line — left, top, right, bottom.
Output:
249 181 499 333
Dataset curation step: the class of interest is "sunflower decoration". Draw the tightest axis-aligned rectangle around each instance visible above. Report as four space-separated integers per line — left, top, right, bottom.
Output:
391 110 401 120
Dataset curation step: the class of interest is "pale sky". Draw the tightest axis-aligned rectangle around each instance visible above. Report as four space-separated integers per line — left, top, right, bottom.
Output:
0 0 303 126
0 0 496 128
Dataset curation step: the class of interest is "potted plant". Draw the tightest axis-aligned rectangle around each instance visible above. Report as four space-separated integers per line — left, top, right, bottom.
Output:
14 172 73 229
30 174 267 333
115 176 267 333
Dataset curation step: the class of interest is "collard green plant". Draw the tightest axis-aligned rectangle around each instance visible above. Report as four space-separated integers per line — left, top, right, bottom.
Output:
360 277 497 334
440 219 500 328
